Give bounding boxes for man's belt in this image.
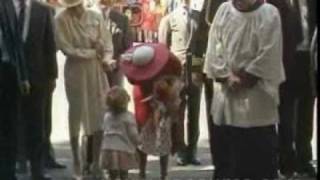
[191,56,204,73]
[192,56,204,67]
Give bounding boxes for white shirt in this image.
[297,0,309,50]
[190,0,205,12]
[203,2,285,127]
[12,0,32,41]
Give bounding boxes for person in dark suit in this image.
[0,0,30,179]
[17,0,58,179]
[16,1,65,173]
[276,0,317,178]
[202,0,226,167]
[99,0,132,87]
[41,0,66,170]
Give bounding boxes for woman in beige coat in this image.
[55,0,115,178]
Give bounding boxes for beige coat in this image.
[55,9,113,136]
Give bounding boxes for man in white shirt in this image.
[203,0,284,178]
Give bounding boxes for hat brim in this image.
[120,43,170,83]
[59,0,83,8]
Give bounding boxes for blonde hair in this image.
[106,86,130,113]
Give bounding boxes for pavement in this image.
[16,52,317,180]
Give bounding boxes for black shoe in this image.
[176,156,188,166]
[32,173,52,180]
[45,161,66,169]
[189,157,201,166]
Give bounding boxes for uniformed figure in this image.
[159,0,203,166]
[163,0,179,14]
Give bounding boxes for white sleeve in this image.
[245,7,285,85]
[98,14,114,62]
[158,15,171,46]
[55,16,97,60]
[203,4,230,79]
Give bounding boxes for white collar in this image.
[12,0,32,15]
[13,0,32,8]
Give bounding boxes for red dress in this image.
[133,85,152,127]
[132,53,181,127]
[140,0,157,31]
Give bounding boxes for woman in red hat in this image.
[120,43,183,180]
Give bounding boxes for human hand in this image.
[227,72,242,91]
[102,59,117,72]
[235,70,259,89]
[91,40,104,60]
[20,80,31,95]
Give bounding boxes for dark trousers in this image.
[186,72,202,157]
[212,125,278,180]
[178,71,202,159]
[0,63,19,180]
[106,69,123,87]
[279,51,315,174]
[18,86,56,165]
[20,83,50,177]
[44,91,56,163]
[204,78,214,164]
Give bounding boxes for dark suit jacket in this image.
[267,0,301,79]
[108,9,132,60]
[205,0,227,24]
[0,0,28,83]
[24,1,57,86]
[290,0,317,46]
[269,0,316,81]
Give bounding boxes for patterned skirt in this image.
[139,116,172,156]
[99,150,138,170]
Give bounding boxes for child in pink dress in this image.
[99,86,140,180]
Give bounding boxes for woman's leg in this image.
[92,131,103,176]
[138,150,147,179]
[69,115,81,176]
[160,155,169,180]
[81,135,93,175]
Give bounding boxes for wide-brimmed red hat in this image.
[120,43,170,82]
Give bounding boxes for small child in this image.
[100,86,140,180]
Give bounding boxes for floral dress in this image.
[139,75,183,156]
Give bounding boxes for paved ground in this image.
[17,52,318,180]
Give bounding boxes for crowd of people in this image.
[0,0,318,180]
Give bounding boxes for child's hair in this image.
[106,86,130,114]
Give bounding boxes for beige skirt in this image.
[99,150,138,170]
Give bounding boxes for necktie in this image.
[18,0,26,33]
